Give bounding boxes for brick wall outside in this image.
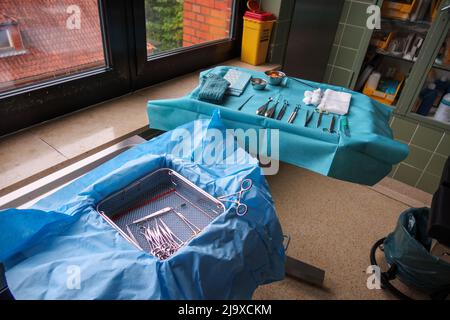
[182,0,233,47]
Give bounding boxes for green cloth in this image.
[198,73,230,104]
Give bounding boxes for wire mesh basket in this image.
[96,168,225,260]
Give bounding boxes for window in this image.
[0,0,243,136]
[0,0,106,93]
[145,0,234,56]
[0,29,12,50]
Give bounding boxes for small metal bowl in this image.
[265,70,286,86]
[251,78,267,90]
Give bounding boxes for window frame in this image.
[131,0,244,89]
[0,0,244,136]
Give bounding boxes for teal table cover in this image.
[147,66,408,185]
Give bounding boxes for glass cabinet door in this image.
[355,0,437,107]
[407,6,450,128]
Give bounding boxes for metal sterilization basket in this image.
[96,168,225,260]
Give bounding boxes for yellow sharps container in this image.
[241,3,276,66]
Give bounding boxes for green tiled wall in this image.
[324,0,377,88]
[390,115,449,194]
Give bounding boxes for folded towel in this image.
[317,89,352,115]
[198,73,230,103]
[223,69,252,96]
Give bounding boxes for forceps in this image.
[256,97,273,116]
[218,179,253,216]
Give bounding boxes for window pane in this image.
[145,0,233,56]
[0,0,106,94]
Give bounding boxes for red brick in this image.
[199,23,209,32]
[184,11,196,20]
[184,2,192,11]
[210,9,228,19]
[214,1,230,10]
[192,4,201,13]
[191,20,202,29]
[209,26,227,38]
[196,31,209,39]
[183,26,196,36]
[200,6,210,15]
[206,17,227,28]
[195,14,205,22]
[184,33,192,41]
[196,0,214,7]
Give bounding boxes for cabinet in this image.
[355,0,450,130]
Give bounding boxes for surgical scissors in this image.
[218,179,252,216]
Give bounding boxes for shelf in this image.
[432,63,450,72]
[381,18,431,33]
[407,112,450,131]
[375,49,415,63]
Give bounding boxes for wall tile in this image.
[329,67,353,87]
[340,0,351,23]
[334,23,345,45]
[404,145,432,170]
[388,164,397,177]
[391,117,417,143]
[417,172,440,194]
[346,1,370,27]
[393,163,422,186]
[324,65,333,83]
[340,25,364,49]
[436,133,450,156]
[426,153,447,177]
[411,125,444,151]
[329,45,339,64]
[335,47,357,69]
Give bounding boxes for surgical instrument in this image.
[265,98,280,118]
[316,111,324,128]
[276,100,289,120]
[287,106,300,124]
[256,97,273,116]
[304,110,314,127]
[341,117,350,136]
[237,94,254,111]
[173,209,201,235]
[289,77,317,89]
[132,207,172,224]
[131,203,188,225]
[323,115,336,133]
[141,220,182,260]
[218,179,252,216]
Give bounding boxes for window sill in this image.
[0,49,27,58]
[0,59,280,196]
